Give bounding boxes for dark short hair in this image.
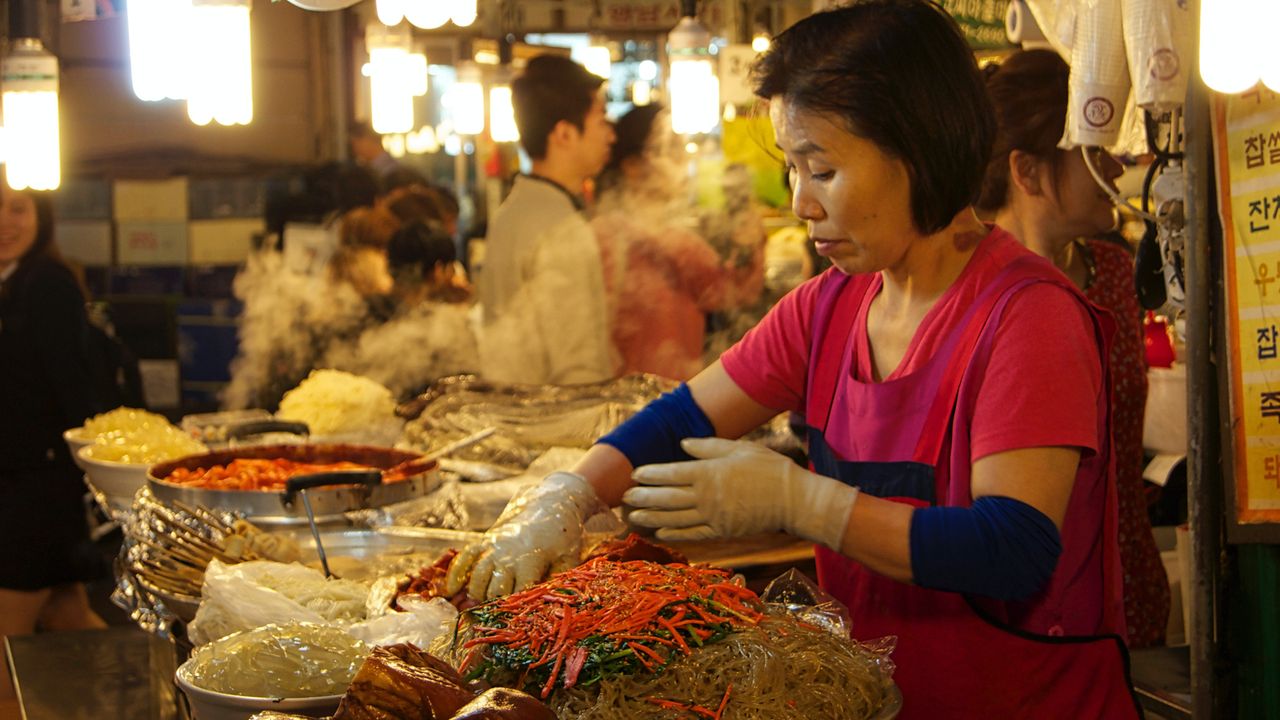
[597,103,664,194]
[976,49,1071,214]
[512,54,605,160]
[387,221,456,278]
[753,0,996,234]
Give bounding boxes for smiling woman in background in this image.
[978,48,1170,649]
[0,186,108,700]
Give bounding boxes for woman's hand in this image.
[445,472,603,600]
[624,438,859,550]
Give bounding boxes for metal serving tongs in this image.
[284,427,497,578]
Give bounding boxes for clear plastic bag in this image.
[762,568,897,679]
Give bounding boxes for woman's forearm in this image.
[573,442,636,507]
[837,494,916,583]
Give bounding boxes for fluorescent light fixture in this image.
[667,16,719,135]
[127,0,192,101]
[186,0,253,126]
[2,40,60,190]
[449,62,485,135]
[489,84,518,142]
[366,25,427,135]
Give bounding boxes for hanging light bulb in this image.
[405,0,450,29]
[128,0,192,101]
[667,12,719,135]
[575,45,612,79]
[451,0,477,27]
[365,24,427,135]
[376,0,404,25]
[449,62,486,135]
[751,32,771,53]
[186,0,253,126]
[489,83,518,142]
[2,39,60,190]
[1199,0,1264,93]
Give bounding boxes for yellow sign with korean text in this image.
[1217,86,1280,522]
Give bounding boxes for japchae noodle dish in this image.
[448,558,892,719]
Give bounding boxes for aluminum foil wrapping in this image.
[1121,0,1192,111]
[1063,0,1130,149]
[112,488,247,637]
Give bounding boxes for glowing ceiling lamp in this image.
[127,0,192,101]
[375,0,403,25]
[751,32,771,53]
[1199,0,1280,93]
[449,62,486,136]
[2,39,60,190]
[667,11,719,135]
[186,0,253,126]
[576,45,612,79]
[365,25,427,135]
[405,0,450,29]
[489,83,518,142]
[451,0,477,27]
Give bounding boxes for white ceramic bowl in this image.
[175,661,343,720]
[76,446,151,510]
[63,427,95,469]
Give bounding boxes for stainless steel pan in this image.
[147,444,440,526]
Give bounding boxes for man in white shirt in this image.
[479,55,617,385]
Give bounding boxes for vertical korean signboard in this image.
[1217,87,1280,523]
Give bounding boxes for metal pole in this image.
[1183,0,1227,715]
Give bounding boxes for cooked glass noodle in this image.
[550,613,891,720]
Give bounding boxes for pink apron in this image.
[804,258,1141,719]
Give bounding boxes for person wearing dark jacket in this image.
[0,187,107,701]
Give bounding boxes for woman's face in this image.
[0,189,39,269]
[771,99,919,276]
[1045,146,1123,238]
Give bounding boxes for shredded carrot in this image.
[464,559,764,699]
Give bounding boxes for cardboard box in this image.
[113,177,189,221]
[117,221,188,266]
[57,220,112,266]
[188,219,261,265]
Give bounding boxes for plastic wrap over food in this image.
[398,375,674,473]
[761,568,897,679]
[399,374,802,478]
[183,621,368,698]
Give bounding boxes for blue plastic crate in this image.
[53,178,112,220]
[189,177,266,220]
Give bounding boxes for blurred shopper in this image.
[324,222,478,399]
[979,49,1169,648]
[330,205,397,298]
[0,187,107,700]
[349,121,402,181]
[593,104,764,380]
[479,54,617,384]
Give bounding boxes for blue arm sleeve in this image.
[909,496,1062,602]
[597,383,716,467]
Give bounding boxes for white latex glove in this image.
[445,471,603,601]
[623,437,859,551]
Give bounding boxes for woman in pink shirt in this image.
[592,104,764,380]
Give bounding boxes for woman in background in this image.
[592,104,764,380]
[979,48,1169,648]
[322,222,478,399]
[0,187,107,700]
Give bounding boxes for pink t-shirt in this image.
[722,227,1102,461]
